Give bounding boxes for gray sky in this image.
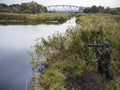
[0,0,120,7]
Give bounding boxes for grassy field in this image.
[0,13,72,24]
[30,13,120,90]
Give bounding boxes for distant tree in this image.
[9,4,20,8]
[116,7,120,13]
[20,1,46,13]
[109,8,119,15]
[98,6,104,13]
[83,7,91,13]
[0,3,8,8]
[27,1,39,13]
[84,5,102,13]
[20,3,27,11]
[0,2,46,13]
[11,7,18,12]
[38,4,47,12]
[90,5,100,13]
[8,4,20,13]
[0,3,8,11]
[104,7,110,13]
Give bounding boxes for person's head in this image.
[102,38,110,48]
[102,38,107,42]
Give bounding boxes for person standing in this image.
[95,38,112,80]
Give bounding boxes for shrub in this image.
[32,14,120,90]
[109,8,119,15]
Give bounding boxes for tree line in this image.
[0,2,120,15]
[0,1,47,14]
[83,5,120,15]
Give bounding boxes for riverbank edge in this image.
[30,14,120,90]
[0,13,73,25]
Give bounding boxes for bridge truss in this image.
[46,5,84,13]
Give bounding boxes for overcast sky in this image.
[0,0,120,7]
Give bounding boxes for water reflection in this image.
[0,17,76,90]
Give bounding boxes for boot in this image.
[97,66,103,75]
[105,71,113,80]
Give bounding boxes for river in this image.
[0,17,76,90]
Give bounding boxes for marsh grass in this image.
[0,13,72,24]
[30,14,120,90]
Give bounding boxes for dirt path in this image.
[66,71,107,90]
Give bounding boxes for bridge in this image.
[46,5,84,13]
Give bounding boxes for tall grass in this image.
[0,13,72,24]
[30,14,120,90]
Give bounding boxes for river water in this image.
[0,17,76,90]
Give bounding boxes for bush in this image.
[32,14,120,90]
[109,8,119,15]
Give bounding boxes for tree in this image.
[83,7,91,13]
[83,5,102,13]
[104,7,110,13]
[20,1,46,13]
[0,2,46,13]
[27,1,38,13]
[98,6,104,13]
[109,8,119,15]
[90,5,100,13]
[9,4,20,8]
[0,3,8,11]
[116,7,120,12]
[8,4,20,13]
[37,4,47,12]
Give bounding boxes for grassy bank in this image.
[30,14,120,90]
[0,13,72,24]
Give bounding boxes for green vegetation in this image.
[30,14,120,90]
[83,5,120,15]
[0,13,72,25]
[109,8,119,15]
[0,1,46,13]
[84,5,102,13]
